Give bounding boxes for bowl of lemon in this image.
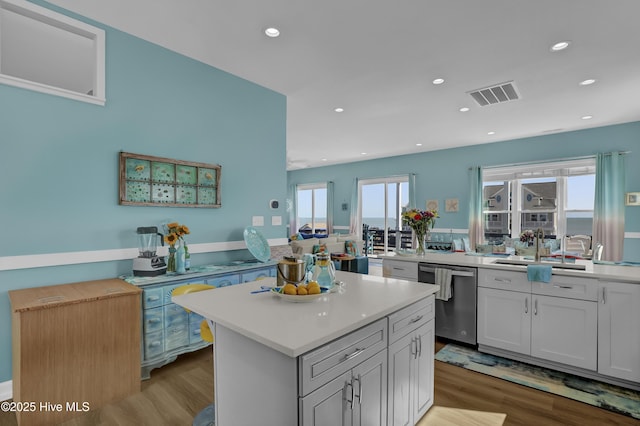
[271,281,327,302]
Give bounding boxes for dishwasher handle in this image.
[418,266,475,277]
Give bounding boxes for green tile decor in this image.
[435,343,640,420]
[119,152,222,208]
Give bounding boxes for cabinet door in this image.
[353,349,387,426]
[598,281,640,382]
[387,332,414,426]
[478,287,531,355]
[531,295,597,370]
[413,321,434,422]
[301,370,352,426]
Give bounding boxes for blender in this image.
[133,226,167,276]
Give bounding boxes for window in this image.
[296,183,327,235]
[358,176,409,253]
[0,0,106,105]
[482,158,596,244]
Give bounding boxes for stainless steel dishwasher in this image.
[418,262,477,345]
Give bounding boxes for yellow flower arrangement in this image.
[164,222,190,272]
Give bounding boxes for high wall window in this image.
[296,183,327,234]
[483,158,596,244]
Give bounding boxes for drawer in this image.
[532,275,598,301]
[164,303,188,327]
[207,274,240,288]
[144,330,164,360]
[298,318,387,397]
[241,268,274,283]
[143,287,163,309]
[479,268,531,293]
[388,296,434,344]
[143,306,164,334]
[189,312,205,344]
[165,324,189,350]
[383,259,418,280]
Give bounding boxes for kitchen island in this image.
[173,270,439,426]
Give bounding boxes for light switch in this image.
[272,215,282,226]
[252,216,264,226]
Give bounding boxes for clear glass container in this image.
[311,253,336,289]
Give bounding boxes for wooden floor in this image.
[1,341,637,426]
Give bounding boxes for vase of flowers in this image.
[402,208,438,255]
[164,222,190,273]
[520,229,535,246]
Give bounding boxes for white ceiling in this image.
[47,0,640,170]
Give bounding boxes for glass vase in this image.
[415,230,427,256]
[167,246,177,272]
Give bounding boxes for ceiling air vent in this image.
[468,81,519,107]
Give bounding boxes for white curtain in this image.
[468,166,484,251]
[593,152,626,261]
[326,181,334,234]
[408,173,416,209]
[349,178,359,235]
[287,184,297,237]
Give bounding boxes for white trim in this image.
[0,380,11,402]
[432,228,469,234]
[625,232,640,239]
[0,238,289,271]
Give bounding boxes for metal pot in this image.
[276,256,306,287]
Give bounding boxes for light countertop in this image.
[172,270,439,358]
[380,252,640,283]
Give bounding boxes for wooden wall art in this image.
[119,152,221,208]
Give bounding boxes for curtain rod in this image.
[469,151,630,171]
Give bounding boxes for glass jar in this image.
[311,253,336,289]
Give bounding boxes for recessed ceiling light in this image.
[361,152,367,155]
[550,41,570,52]
[321,158,328,162]
[432,78,445,85]
[264,27,280,37]
[334,107,344,113]
[459,107,470,112]
[581,115,593,120]
[416,143,422,147]
[579,79,596,86]
[487,131,496,135]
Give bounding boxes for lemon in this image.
[308,286,321,295]
[283,284,297,295]
[297,287,308,295]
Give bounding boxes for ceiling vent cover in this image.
[468,81,519,107]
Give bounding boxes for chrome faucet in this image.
[534,228,545,262]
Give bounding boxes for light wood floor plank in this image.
[1,341,638,425]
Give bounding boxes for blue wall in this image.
[288,121,640,258]
[0,3,287,382]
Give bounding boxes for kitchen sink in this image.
[492,258,587,270]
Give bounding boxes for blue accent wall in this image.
[0,3,286,382]
[288,122,640,259]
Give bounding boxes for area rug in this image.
[435,344,640,420]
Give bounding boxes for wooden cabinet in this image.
[598,280,640,382]
[9,279,141,426]
[387,298,435,426]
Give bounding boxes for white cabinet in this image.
[387,297,435,426]
[531,294,597,370]
[598,281,640,382]
[478,287,531,355]
[477,269,597,371]
[382,259,418,280]
[300,349,387,426]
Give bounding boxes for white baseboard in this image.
[0,380,12,401]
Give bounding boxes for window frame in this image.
[482,158,596,243]
[295,182,328,235]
